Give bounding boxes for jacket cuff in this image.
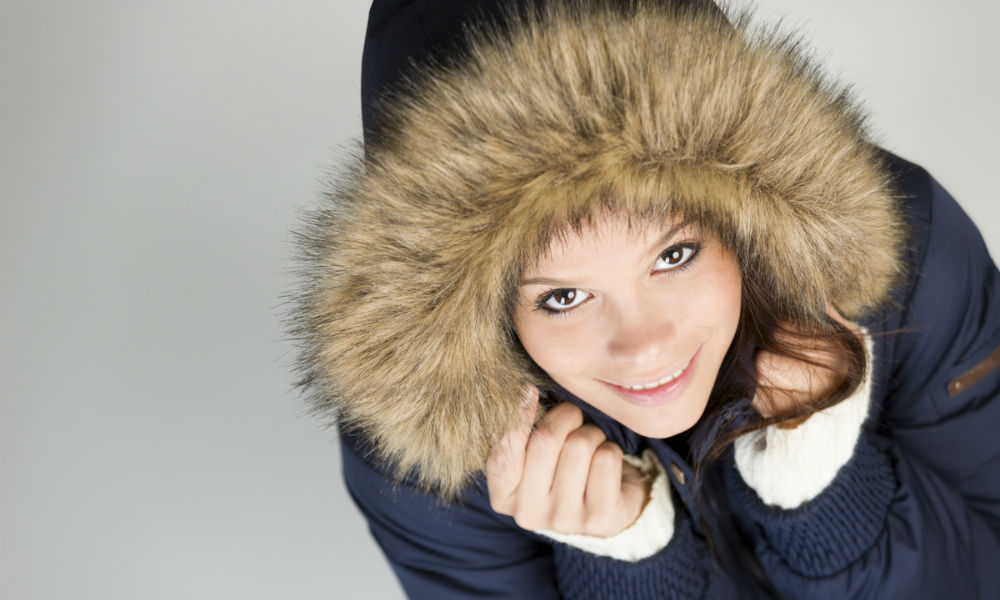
[551,510,707,600]
[724,436,896,577]
[536,449,673,562]
[733,328,874,508]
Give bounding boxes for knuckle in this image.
[594,441,624,464]
[562,430,600,459]
[548,403,584,428]
[580,424,607,444]
[568,424,605,442]
[526,426,560,454]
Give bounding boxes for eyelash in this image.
[653,242,701,274]
[532,242,703,316]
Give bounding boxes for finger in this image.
[617,462,651,525]
[486,387,539,504]
[517,403,584,504]
[549,425,606,527]
[584,441,623,521]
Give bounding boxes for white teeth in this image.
[623,364,687,391]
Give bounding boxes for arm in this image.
[725,163,1000,598]
[535,450,716,600]
[342,402,718,600]
[340,429,561,599]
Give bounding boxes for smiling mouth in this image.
[611,351,697,391]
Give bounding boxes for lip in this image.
[600,347,701,407]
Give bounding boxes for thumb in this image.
[486,386,538,487]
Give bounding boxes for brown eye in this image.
[539,288,590,312]
[654,244,699,272]
[663,248,684,264]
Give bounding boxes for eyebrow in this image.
[646,218,693,256]
[518,218,695,287]
[520,275,576,287]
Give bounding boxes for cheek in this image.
[709,269,742,346]
[514,311,599,378]
[663,257,741,347]
[720,258,743,324]
[696,250,741,324]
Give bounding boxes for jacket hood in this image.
[289,0,904,497]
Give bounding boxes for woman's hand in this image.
[753,307,859,419]
[486,388,650,537]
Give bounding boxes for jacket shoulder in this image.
[880,150,932,297]
[873,151,1000,419]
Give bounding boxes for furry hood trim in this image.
[289,1,904,497]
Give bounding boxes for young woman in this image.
[288,1,1000,597]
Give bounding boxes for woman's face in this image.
[513,215,742,439]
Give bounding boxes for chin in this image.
[620,408,704,439]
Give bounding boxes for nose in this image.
[605,295,678,369]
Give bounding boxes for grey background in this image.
[2,1,996,599]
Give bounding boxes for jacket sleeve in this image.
[339,431,561,599]
[723,165,1000,599]
[538,450,719,599]
[341,430,719,599]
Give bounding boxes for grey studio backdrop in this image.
[2,1,997,599]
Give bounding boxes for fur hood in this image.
[289,1,904,497]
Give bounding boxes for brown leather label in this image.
[948,343,1000,397]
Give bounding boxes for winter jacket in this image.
[288,1,1000,598]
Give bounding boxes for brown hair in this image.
[696,249,868,470]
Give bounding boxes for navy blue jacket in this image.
[340,153,1000,598]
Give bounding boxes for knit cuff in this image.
[536,449,673,562]
[724,435,896,577]
[551,511,708,600]
[734,328,874,508]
